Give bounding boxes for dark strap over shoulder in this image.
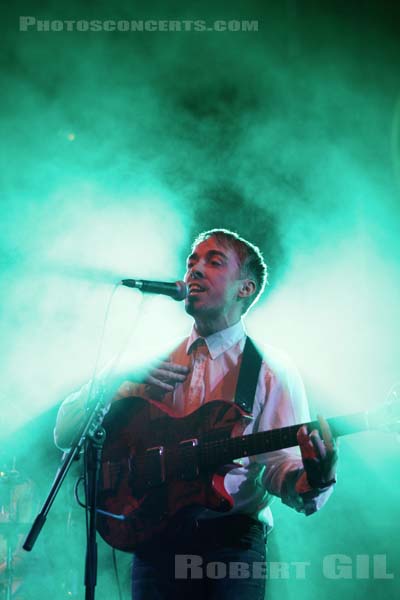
[234,336,263,414]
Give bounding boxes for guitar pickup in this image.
[178,439,199,480]
[144,446,166,487]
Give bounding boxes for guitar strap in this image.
[234,336,263,415]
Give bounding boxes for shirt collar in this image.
[186,319,246,360]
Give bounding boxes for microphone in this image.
[120,279,188,301]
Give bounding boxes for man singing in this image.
[55,228,337,600]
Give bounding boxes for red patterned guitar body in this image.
[97,397,247,553]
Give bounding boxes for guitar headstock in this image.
[367,383,400,433]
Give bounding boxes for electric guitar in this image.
[96,388,400,552]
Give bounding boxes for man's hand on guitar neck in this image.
[297,415,338,490]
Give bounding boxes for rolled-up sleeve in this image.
[54,355,146,451]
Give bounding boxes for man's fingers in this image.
[298,417,338,488]
[148,363,190,386]
[145,362,190,392]
[146,375,175,392]
[317,414,333,445]
[309,430,326,459]
[297,426,318,459]
[158,362,190,374]
[152,368,188,383]
[317,414,338,456]
[298,426,332,461]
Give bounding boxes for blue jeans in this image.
[132,514,267,600]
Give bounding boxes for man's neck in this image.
[194,316,241,338]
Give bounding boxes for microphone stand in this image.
[23,282,184,597]
[84,425,106,600]
[23,395,108,600]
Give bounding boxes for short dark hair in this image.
[191,228,268,313]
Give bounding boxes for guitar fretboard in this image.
[198,412,370,468]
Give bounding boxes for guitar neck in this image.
[200,411,370,467]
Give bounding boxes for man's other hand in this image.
[297,415,338,489]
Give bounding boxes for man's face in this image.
[184,237,244,323]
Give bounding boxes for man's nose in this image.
[189,263,205,279]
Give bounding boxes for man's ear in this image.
[238,279,256,299]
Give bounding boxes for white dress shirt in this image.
[55,319,334,529]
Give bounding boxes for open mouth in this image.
[188,284,207,295]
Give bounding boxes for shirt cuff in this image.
[295,471,336,516]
